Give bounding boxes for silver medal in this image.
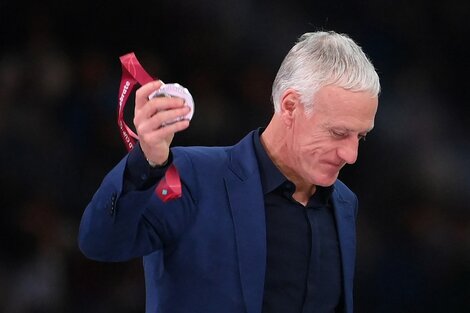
[148,83,195,126]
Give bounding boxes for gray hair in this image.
[271,31,380,114]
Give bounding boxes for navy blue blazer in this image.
[79,130,358,313]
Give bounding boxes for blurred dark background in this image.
[1,0,469,312]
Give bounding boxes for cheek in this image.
[290,125,333,161]
[295,142,324,168]
[299,141,340,168]
[300,137,331,156]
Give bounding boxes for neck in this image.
[261,115,317,205]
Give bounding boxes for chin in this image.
[315,180,336,187]
[313,173,338,187]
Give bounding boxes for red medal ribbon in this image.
[118,52,182,202]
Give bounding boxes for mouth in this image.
[324,161,342,168]
[321,162,345,174]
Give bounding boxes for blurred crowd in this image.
[0,1,468,312]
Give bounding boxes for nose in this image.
[337,138,359,165]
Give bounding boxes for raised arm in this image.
[78,80,193,262]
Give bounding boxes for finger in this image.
[139,119,189,150]
[145,119,190,139]
[136,105,189,131]
[134,96,185,126]
[153,106,191,129]
[135,80,164,109]
[139,106,191,133]
[144,96,186,119]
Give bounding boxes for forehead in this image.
[311,85,378,130]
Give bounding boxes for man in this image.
[79,31,380,313]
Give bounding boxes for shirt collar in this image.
[253,128,286,194]
[253,128,335,204]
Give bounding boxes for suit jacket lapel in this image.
[331,187,357,313]
[224,131,266,313]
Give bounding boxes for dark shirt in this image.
[252,129,342,313]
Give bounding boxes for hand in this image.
[134,80,191,166]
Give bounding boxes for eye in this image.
[358,134,367,142]
[330,129,347,138]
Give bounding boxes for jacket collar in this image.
[331,185,357,313]
[224,130,266,313]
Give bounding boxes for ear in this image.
[279,89,301,126]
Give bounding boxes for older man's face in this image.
[287,85,378,187]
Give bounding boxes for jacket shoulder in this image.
[172,146,230,168]
[334,179,356,200]
[333,179,359,217]
[171,130,258,175]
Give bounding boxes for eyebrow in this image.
[329,125,374,134]
[323,120,374,132]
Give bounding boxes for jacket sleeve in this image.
[78,146,199,262]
